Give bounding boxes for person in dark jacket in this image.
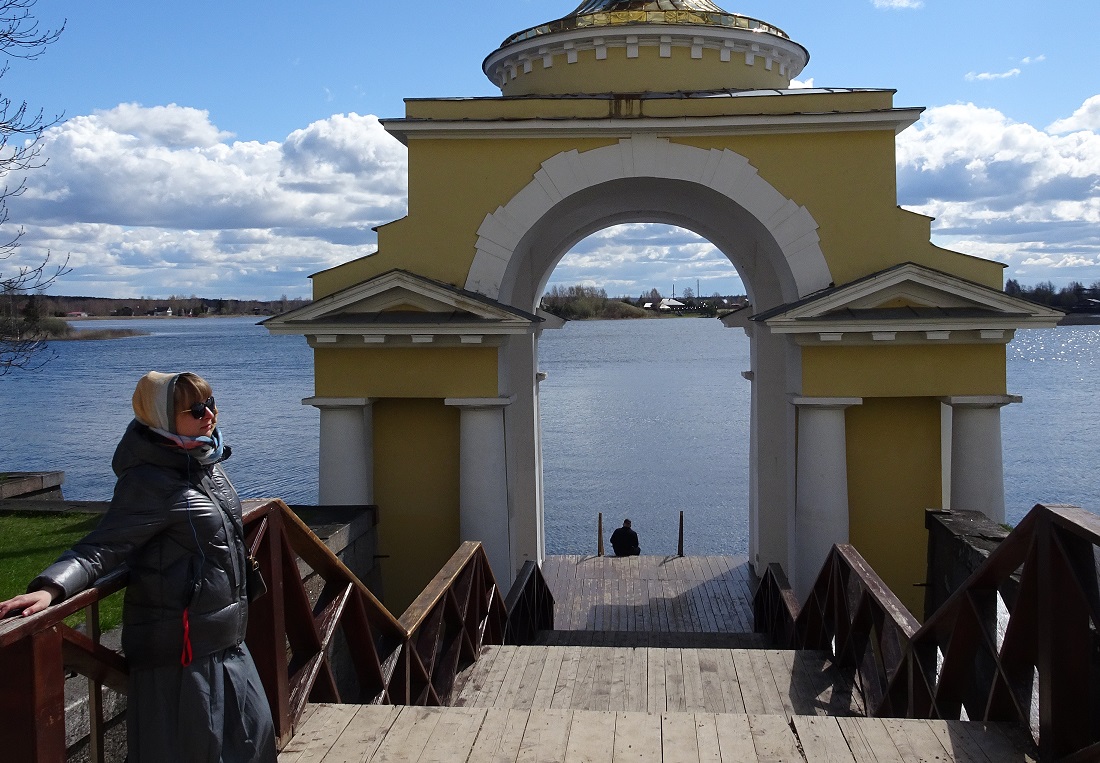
[0,371,276,762]
[610,518,641,556]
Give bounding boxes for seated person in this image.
[609,519,640,557]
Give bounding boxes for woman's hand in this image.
[0,588,59,618]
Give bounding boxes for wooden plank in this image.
[681,648,709,712]
[589,647,614,711]
[452,646,500,707]
[551,646,584,710]
[880,718,952,763]
[473,645,518,707]
[750,650,793,717]
[956,722,1037,763]
[646,647,666,714]
[613,711,663,762]
[664,649,687,713]
[792,716,856,763]
[278,703,359,763]
[763,650,799,718]
[563,710,616,763]
[319,705,401,763]
[517,708,573,763]
[418,707,488,763]
[731,650,768,716]
[747,713,804,763]
[531,646,567,710]
[714,713,759,762]
[511,646,550,709]
[662,713,701,763]
[608,648,629,712]
[625,647,648,713]
[696,649,727,714]
[714,649,747,715]
[926,720,1016,763]
[834,717,904,763]
[694,713,724,763]
[371,706,444,763]
[468,708,532,763]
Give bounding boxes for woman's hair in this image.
[172,372,213,414]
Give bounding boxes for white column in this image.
[445,396,515,590]
[941,395,1021,523]
[303,397,374,505]
[791,396,862,601]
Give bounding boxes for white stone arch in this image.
[473,135,833,583]
[466,134,831,303]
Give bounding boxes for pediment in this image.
[262,270,541,346]
[755,263,1062,344]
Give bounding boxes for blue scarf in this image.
[151,426,227,466]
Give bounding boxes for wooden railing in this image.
[754,503,1100,761]
[396,541,508,705]
[503,560,554,645]
[0,499,553,762]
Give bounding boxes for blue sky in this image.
[4,0,1100,299]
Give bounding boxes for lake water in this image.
[1,317,1096,555]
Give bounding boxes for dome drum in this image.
[484,22,808,95]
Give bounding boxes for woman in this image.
[0,371,276,762]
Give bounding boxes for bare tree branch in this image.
[0,0,66,375]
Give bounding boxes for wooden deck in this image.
[279,704,1038,762]
[450,645,863,718]
[542,555,757,634]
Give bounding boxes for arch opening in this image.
[536,222,752,557]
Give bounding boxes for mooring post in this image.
[597,512,604,556]
[678,510,684,557]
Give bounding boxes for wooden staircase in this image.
[277,554,1038,762]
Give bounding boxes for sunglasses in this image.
[182,396,216,419]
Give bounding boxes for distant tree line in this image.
[540,285,647,320]
[1005,279,1100,312]
[2,293,311,324]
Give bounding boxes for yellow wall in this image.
[314,90,1003,299]
[372,398,461,613]
[845,397,942,617]
[315,347,499,399]
[801,344,1007,398]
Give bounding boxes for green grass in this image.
[0,511,125,631]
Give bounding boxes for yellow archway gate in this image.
[266,1,1060,613]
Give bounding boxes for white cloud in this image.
[965,68,1021,82]
[1048,95,1100,134]
[7,104,408,298]
[896,98,1100,285]
[871,0,923,9]
[789,78,814,89]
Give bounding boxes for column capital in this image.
[940,394,1022,408]
[302,396,376,408]
[445,395,516,410]
[791,396,863,409]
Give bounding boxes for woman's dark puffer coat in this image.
[30,420,249,669]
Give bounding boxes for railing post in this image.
[678,511,684,557]
[597,512,604,557]
[0,625,67,763]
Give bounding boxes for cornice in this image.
[382,108,924,144]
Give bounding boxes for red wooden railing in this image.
[0,499,553,762]
[754,503,1100,761]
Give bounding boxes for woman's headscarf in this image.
[131,371,226,464]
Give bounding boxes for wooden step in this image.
[535,629,773,649]
[279,704,1038,762]
[449,645,864,718]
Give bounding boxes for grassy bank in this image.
[0,511,124,630]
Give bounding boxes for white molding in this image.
[482,24,809,88]
[466,137,831,300]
